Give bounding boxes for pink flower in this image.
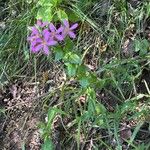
[31,29,57,55]
[62,20,78,38]
[49,23,64,41]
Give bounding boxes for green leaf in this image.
[69,53,82,64]
[38,0,53,7]
[37,6,53,21]
[79,77,89,88]
[64,52,82,64]
[81,111,90,121]
[95,79,106,89]
[64,38,74,52]
[134,39,149,55]
[57,9,68,21]
[53,46,64,61]
[38,0,62,6]
[134,39,141,52]
[51,0,62,6]
[55,51,63,61]
[42,138,54,150]
[95,103,106,115]
[88,73,98,85]
[95,116,104,126]
[65,63,77,77]
[140,39,149,55]
[38,122,46,136]
[86,88,97,117]
[47,108,57,129]
[67,10,80,22]
[77,65,87,76]
[88,98,96,117]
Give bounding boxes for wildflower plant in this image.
[28,20,78,55]
[28,0,106,149]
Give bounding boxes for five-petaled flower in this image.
[31,29,57,55]
[62,20,78,39]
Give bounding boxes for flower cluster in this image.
[27,19,78,55]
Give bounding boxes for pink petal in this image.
[55,34,64,41]
[47,40,57,46]
[29,35,41,42]
[37,20,42,26]
[31,40,38,46]
[31,44,43,53]
[35,38,43,43]
[31,27,39,35]
[37,20,48,28]
[27,36,33,41]
[63,19,69,27]
[43,29,51,41]
[70,23,78,30]
[57,26,64,33]
[30,38,42,49]
[43,45,49,55]
[41,21,48,27]
[43,28,49,34]
[68,31,76,38]
[49,23,56,32]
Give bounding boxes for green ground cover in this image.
[0,0,150,149]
